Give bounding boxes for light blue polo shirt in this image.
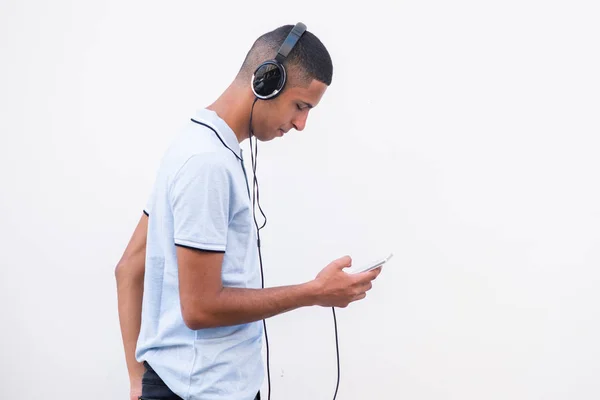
[135,108,264,400]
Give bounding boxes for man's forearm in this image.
[115,214,149,384]
[187,281,320,329]
[116,269,146,382]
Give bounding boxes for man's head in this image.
[235,24,333,141]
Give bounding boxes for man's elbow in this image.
[114,259,145,282]
[181,305,222,330]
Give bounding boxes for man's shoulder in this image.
[161,125,238,176]
[173,151,233,183]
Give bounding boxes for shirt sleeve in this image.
[143,180,155,216]
[169,154,231,252]
[143,191,153,216]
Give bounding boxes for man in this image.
[115,23,381,400]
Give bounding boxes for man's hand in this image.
[312,256,381,308]
[129,377,142,400]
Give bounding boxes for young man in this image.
[115,23,381,400]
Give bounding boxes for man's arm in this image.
[177,246,379,330]
[115,213,148,393]
[171,154,380,330]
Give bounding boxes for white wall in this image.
[1,0,599,399]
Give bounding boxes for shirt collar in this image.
[191,108,242,159]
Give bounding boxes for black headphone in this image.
[251,22,307,100]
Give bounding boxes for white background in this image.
[1,0,599,399]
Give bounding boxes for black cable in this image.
[248,98,341,400]
[249,99,267,231]
[332,307,340,400]
[248,97,271,400]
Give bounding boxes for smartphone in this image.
[346,253,394,274]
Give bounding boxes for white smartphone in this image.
[346,253,394,274]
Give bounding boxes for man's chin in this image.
[254,133,278,142]
[252,128,283,141]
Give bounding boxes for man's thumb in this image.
[334,255,352,269]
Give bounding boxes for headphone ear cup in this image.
[251,61,286,99]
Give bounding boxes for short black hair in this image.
[238,24,333,87]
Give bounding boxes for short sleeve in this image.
[170,154,231,252]
[143,189,153,216]
[143,172,158,216]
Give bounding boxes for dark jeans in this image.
[139,361,260,400]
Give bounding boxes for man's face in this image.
[252,78,328,141]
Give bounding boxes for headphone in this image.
[251,22,307,100]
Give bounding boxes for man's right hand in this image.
[312,256,381,308]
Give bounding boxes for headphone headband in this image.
[275,22,307,63]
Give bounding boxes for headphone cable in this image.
[249,98,271,400]
[332,307,340,399]
[248,98,340,400]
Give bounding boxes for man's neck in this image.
[206,81,254,143]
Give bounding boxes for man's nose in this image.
[292,114,307,131]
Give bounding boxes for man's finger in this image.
[334,255,352,269]
[369,266,383,277]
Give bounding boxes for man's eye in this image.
[296,104,303,110]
